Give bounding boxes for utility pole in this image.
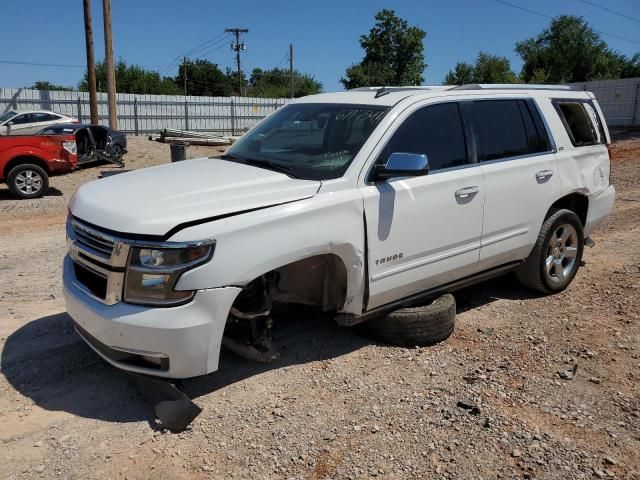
[225,28,248,96]
[82,0,98,124]
[183,57,188,96]
[102,0,117,129]
[289,43,294,99]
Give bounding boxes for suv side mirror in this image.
[374,152,429,180]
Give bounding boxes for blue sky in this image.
[1,0,638,92]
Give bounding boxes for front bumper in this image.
[63,255,240,379]
[584,185,616,237]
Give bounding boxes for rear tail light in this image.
[70,118,80,124]
[63,140,77,155]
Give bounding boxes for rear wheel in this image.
[7,164,49,199]
[110,144,124,164]
[516,209,584,293]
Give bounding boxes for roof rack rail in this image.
[452,83,574,91]
[350,85,451,93]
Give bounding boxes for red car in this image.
[0,134,77,198]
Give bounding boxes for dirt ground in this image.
[0,134,638,479]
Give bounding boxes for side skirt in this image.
[336,261,523,327]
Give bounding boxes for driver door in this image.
[361,101,485,310]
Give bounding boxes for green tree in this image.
[247,68,322,98]
[176,59,232,96]
[340,9,426,89]
[516,15,639,83]
[31,80,72,91]
[443,52,518,85]
[79,60,182,95]
[443,62,474,86]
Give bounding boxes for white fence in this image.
[568,77,640,127]
[0,88,289,135]
[2,79,639,133]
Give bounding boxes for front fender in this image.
[173,190,367,314]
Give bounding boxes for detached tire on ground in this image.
[360,294,456,347]
[7,164,49,199]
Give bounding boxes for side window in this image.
[32,113,48,123]
[554,101,602,146]
[382,102,468,171]
[518,100,551,154]
[11,114,33,125]
[33,113,57,122]
[468,100,529,161]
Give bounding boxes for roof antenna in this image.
[374,86,389,98]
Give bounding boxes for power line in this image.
[182,31,229,57]
[576,0,640,24]
[0,59,85,68]
[491,0,640,45]
[194,39,233,60]
[160,33,231,75]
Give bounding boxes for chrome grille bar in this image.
[71,220,115,259]
[67,218,131,305]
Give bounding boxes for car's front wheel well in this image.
[233,254,349,314]
[222,254,349,363]
[548,193,588,226]
[3,156,50,179]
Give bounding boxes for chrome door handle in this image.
[535,169,553,180]
[455,186,479,199]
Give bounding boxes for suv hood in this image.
[70,157,321,237]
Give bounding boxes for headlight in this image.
[124,241,214,306]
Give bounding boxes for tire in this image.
[516,209,584,294]
[110,144,124,165]
[7,164,49,199]
[359,294,456,347]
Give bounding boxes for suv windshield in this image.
[0,111,17,124]
[226,103,389,180]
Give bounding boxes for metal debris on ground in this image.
[558,363,579,380]
[127,372,202,432]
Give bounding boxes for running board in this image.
[336,261,523,327]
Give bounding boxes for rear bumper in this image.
[63,255,240,378]
[584,185,615,237]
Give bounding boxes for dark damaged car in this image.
[38,123,127,167]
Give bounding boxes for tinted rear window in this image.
[468,100,530,161]
[380,102,468,171]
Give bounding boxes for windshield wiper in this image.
[243,158,301,179]
[218,153,301,179]
[218,153,241,161]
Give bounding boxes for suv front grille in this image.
[72,221,115,259]
[67,218,131,305]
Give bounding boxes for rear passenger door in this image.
[466,98,560,271]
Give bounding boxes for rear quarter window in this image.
[553,100,604,147]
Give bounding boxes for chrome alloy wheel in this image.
[15,169,44,195]
[545,223,579,284]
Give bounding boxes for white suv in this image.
[63,84,615,378]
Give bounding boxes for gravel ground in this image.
[0,134,638,480]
